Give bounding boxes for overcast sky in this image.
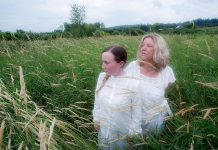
[0,0,217,32]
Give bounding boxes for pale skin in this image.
[139,37,159,78]
[94,51,125,131]
[139,37,172,89]
[101,51,124,77]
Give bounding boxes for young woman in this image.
[93,45,141,149]
[125,33,176,135]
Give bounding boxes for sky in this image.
[0,0,218,33]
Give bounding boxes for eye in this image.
[103,61,110,64]
[140,43,145,47]
[147,44,153,48]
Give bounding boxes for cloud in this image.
[0,0,218,32]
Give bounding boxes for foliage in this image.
[92,30,108,37]
[70,4,85,25]
[129,29,145,36]
[1,18,218,41]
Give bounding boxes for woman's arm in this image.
[93,96,100,131]
[92,73,104,131]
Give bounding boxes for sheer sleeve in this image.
[129,82,142,135]
[125,61,138,76]
[93,72,105,123]
[163,66,176,89]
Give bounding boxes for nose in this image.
[141,45,147,51]
[141,46,149,54]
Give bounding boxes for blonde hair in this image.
[137,33,169,71]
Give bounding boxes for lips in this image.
[141,52,148,56]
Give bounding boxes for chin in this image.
[105,72,111,75]
[140,58,148,61]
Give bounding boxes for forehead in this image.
[102,51,114,60]
[143,37,154,43]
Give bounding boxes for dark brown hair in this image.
[102,45,127,64]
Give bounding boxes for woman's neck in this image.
[140,64,159,77]
[113,69,124,77]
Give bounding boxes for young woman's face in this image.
[101,51,123,76]
[139,37,155,63]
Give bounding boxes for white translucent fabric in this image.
[93,72,142,145]
[125,60,176,130]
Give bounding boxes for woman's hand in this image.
[94,122,100,132]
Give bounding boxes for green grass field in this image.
[198,26,218,33]
[0,34,217,149]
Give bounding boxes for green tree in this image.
[151,23,160,31]
[70,4,85,25]
[94,22,105,28]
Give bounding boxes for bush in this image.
[92,30,108,37]
[111,30,120,35]
[129,29,145,36]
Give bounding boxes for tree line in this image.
[1,4,218,41]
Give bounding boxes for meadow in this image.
[0,34,217,149]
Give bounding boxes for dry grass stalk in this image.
[10,75,14,85]
[4,47,11,58]
[0,121,5,150]
[159,140,167,144]
[25,32,31,41]
[176,104,198,116]
[23,108,40,132]
[175,108,185,116]
[204,39,211,56]
[70,104,90,112]
[176,124,186,132]
[48,117,56,148]
[207,140,215,150]
[203,109,212,119]
[18,141,23,150]
[193,135,203,139]
[166,124,172,134]
[202,108,218,119]
[72,70,77,82]
[175,108,194,116]
[67,83,77,88]
[7,128,11,150]
[190,142,194,150]
[197,53,214,60]
[19,66,28,105]
[195,81,218,90]
[187,121,189,133]
[190,104,199,109]
[38,121,46,150]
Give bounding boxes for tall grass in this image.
[0,34,217,149]
[0,67,96,149]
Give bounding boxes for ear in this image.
[119,61,125,68]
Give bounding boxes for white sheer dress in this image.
[125,60,176,134]
[93,72,142,147]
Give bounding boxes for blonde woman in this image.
[125,33,176,135]
[93,46,141,149]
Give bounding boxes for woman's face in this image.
[101,51,123,76]
[139,37,155,63]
